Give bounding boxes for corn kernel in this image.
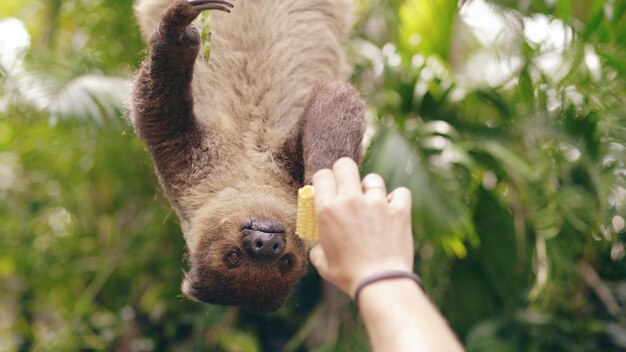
[296,185,318,241]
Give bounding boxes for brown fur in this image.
[130,0,365,313]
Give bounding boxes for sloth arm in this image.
[300,81,367,184]
[132,1,230,190]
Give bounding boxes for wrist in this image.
[352,270,423,305]
[358,279,429,322]
[359,278,424,302]
[348,262,413,297]
[358,279,465,352]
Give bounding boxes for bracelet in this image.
[354,271,424,307]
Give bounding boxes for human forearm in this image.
[359,279,464,352]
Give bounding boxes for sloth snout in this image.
[242,230,286,261]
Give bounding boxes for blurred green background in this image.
[1,0,625,351]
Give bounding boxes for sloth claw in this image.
[188,0,234,13]
[160,0,233,44]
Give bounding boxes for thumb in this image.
[309,244,329,276]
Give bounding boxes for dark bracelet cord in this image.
[354,271,424,307]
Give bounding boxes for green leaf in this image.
[399,0,458,60]
[218,331,261,352]
[365,126,477,254]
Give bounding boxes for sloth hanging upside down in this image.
[130,0,365,313]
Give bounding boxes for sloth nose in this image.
[243,231,286,261]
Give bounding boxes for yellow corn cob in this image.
[296,185,318,241]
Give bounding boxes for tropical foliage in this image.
[0,0,624,351]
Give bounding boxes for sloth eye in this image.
[279,254,294,274]
[224,249,242,268]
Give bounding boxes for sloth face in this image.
[182,190,307,313]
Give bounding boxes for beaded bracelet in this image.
[354,271,424,307]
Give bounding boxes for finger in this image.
[308,244,329,275]
[312,169,337,209]
[332,158,362,196]
[362,173,387,200]
[388,187,412,214]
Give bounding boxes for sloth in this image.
[130,0,366,313]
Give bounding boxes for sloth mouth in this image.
[240,217,286,233]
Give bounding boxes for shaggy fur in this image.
[131,0,366,313]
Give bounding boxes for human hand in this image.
[308,158,414,298]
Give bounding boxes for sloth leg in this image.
[132,0,231,188]
[301,81,367,184]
